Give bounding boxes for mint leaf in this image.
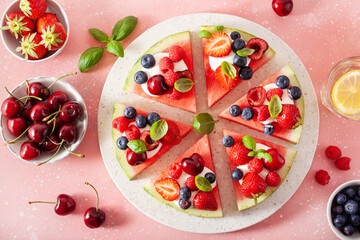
[198,30,212,38]
[256,149,266,154]
[150,119,168,141]
[88,28,109,43]
[212,25,224,33]
[268,95,282,118]
[78,47,105,72]
[248,151,256,157]
[127,139,147,154]
[174,78,194,93]
[106,40,124,57]
[221,61,236,79]
[112,16,138,41]
[257,152,272,163]
[195,176,212,192]
[242,135,256,150]
[236,48,255,57]
[193,113,216,135]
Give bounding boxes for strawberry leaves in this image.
[242,135,272,162]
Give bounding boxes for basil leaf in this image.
[112,16,138,41]
[212,25,224,33]
[107,40,124,57]
[268,95,282,118]
[193,113,216,135]
[237,48,255,57]
[198,30,212,38]
[127,139,147,154]
[242,135,256,150]
[256,149,266,154]
[248,151,256,157]
[257,152,272,163]
[195,176,212,192]
[88,28,109,43]
[78,47,105,72]
[150,119,168,141]
[174,78,194,93]
[221,61,236,79]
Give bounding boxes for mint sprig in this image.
[198,30,212,39]
[236,48,255,57]
[268,95,282,118]
[150,119,168,141]
[243,136,272,162]
[195,176,212,192]
[127,139,147,154]
[221,61,237,79]
[174,78,194,93]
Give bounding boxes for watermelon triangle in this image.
[112,103,192,180]
[223,129,297,211]
[144,135,223,218]
[123,31,197,113]
[219,65,305,144]
[201,26,276,107]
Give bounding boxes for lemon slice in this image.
[331,70,360,115]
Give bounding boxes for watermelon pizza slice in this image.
[222,129,297,211]
[219,65,304,144]
[123,31,197,113]
[144,135,223,218]
[112,103,192,180]
[200,26,276,107]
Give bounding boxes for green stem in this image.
[64,145,85,158]
[29,201,56,204]
[48,72,77,89]
[37,141,64,166]
[7,126,31,144]
[5,87,23,103]
[85,182,99,212]
[17,95,42,101]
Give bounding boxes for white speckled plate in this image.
[98,13,319,233]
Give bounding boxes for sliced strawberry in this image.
[160,121,181,145]
[255,105,270,122]
[215,65,240,91]
[204,31,231,57]
[228,141,253,166]
[154,178,180,201]
[193,191,218,210]
[246,38,269,61]
[276,104,301,129]
[266,88,283,101]
[241,172,267,198]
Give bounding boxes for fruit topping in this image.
[229,105,242,117]
[147,75,169,96]
[160,120,181,145]
[116,136,129,150]
[177,69,193,80]
[195,176,212,192]
[256,105,270,121]
[47,91,68,110]
[134,71,148,84]
[193,191,218,211]
[124,106,137,119]
[228,141,253,166]
[159,57,174,73]
[204,31,231,57]
[166,86,183,100]
[266,88,283,101]
[272,0,294,17]
[204,173,216,184]
[335,157,351,170]
[265,171,281,187]
[20,142,40,160]
[238,66,253,80]
[140,130,159,151]
[27,122,49,143]
[164,69,179,87]
[315,170,330,185]
[141,54,155,68]
[169,45,185,62]
[261,148,285,171]
[275,75,290,89]
[241,107,254,121]
[215,65,240,91]
[186,176,198,191]
[222,135,235,147]
[248,158,263,174]
[112,116,130,133]
[126,148,147,166]
[179,187,191,201]
[84,182,106,228]
[167,162,182,179]
[325,145,342,160]
[60,101,82,122]
[288,86,302,100]
[276,104,301,129]
[154,178,180,201]
[1,97,21,118]
[7,117,27,137]
[16,33,47,60]
[245,38,268,61]
[241,172,267,198]
[247,87,266,107]
[263,124,275,135]
[135,114,147,128]
[125,125,140,141]
[181,153,205,176]
[233,55,247,68]
[1,11,35,39]
[230,31,240,40]
[179,199,191,210]
[231,38,245,52]
[147,112,161,126]
[231,168,244,181]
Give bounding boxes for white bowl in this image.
[327,180,360,239]
[0,0,70,62]
[0,76,88,165]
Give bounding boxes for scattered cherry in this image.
[58,123,78,144]
[27,82,50,100]
[1,97,21,118]
[47,91,69,111]
[84,182,106,228]
[29,194,76,216]
[147,75,169,95]
[261,148,285,171]
[60,101,82,122]
[27,122,49,143]
[272,0,293,17]
[41,135,61,153]
[29,102,51,122]
[20,142,40,160]
[7,117,27,137]
[181,153,205,176]
[126,148,147,166]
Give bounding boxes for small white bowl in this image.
[0,0,70,62]
[0,76,88,165]
[327,180,360,240]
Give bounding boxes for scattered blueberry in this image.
[116,136,129,150]
[332,205,344,215]
[233,55,247,68]
[275,75,290,89]
[288,86,302,100]
[134,71,148,84]
[179,187,191,201]
[124,107,137,119]
[141,54,155,68]
[231,38,246,52]
[241,107,254,121]
[229,105,242,117]
[135,114,147,128]
[336,193,348,205]
[343,224,356,236]
[179,199,191,210]
[344,200,358,215]
[344,187,356,199]
[350,214,360,226]
[230,31,241,40]
[222,135,235,147]
[231,168,243,181]
[333,214,346,228]
[147,112,161,126]
[239,67,253,80]
[205,172,216,184]
[264,124,275,135]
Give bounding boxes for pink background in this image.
[1,0,360,239]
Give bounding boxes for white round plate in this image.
[98,13,319,233]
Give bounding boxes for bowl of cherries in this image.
[0,73,87,165]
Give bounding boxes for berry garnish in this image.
[135,114,147,128]
[266,171,281,187]
[29,194,76,216]
[141,54,155,68]
[134,71,148,84]
[266,88,283,101]
[193,191,218,211]
[241,172,267,198]
[179,199,191,210]
[239,66,253,80]
[166,86,183,100]
[315,170,330,185]
[159,57,174,73]
[229,105,242,117]
[261,148,285,171]
[204,172,216,184]
[272,0,293,17]
[169,45,185,62]
[147,75,169,95]
[179,187,191,201]
[154,178,180,201]
[164,69,179,87]
[241,107,254,121]
[222,135,234,147]
[228,141,253,166]
[160,120,181,145]
[125,125,140,141]
[275,75,290,89]
[325,145,342,160]
[256,105,270,121]
[116,136,129,150]
[247,87,266,107]
[233,55,247,68]
[167,162,182,179]
[181,153,205,176]
[230,31,240,40]
[248,158,263,174]
[245,38,269,61]
[276,104,301,129]
[185,176,198,191]
[84,182,106,228]
[263,124,275,135]
[112,116,129,133]
[231,168,244,181]
[335,157,351,170]
[231,38,245,52]
[147,112,161,126]
[288,86,302,100]
[215,65,240,91]
[126,148,147,166]
[124,107,137,119]
[204,31,231,57]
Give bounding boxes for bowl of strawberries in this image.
[0,0,69,61]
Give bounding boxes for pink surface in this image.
[0,0,359,239]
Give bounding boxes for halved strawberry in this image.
[193,191,218,210]
[228,141,253,166]
[154,178,180,201]
[266,88,283,101]
[255,105,270,121]
[246,38,269,60]
[276,104,301,129]
[215,65,240,91]
[160,120,181,145]
[204,31,231,57]
[241,172,267,198]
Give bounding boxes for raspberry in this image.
[164,69,179,86]
[255,105,270,121]
[186,176,198,191]
[248,158,263,174]
[266,171,281,187]
[112,116,130,133]
[167,162,182,179]
[325,146,342,160]
[266,88,283,101]
[315,170,330,185]
[169,45,185,62]
[125,125,140,141]
[166,86,183,100]
[159,57,174,73]
[335,157,351,170]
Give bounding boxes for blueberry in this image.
[344,187,357,199]
[147,112,161,126]
[231,168,243,181]
[288,86,302,100]
[336,193,348,205]
[134,71,148,84]
[229,105,242,117]
[222,135,234,147]
[231,38,246,52]
[350,214,360,226]
[333,214,346,228]
[264,124,275,135]
[275,75,290,89]
[332,205,344,215]
[345,200,358,215]
[179,187,191,201]
[135,114,147,128]
[233,55,247,68]
[230,31,241,40]
[241,107,254,121]
[124,107,137,119]
[116,136,128,150]
[358,186,360,197]
[355,196,360,203]
[343,224,356,236]
[239,67,253,80]
[205,172,216,184]
[179,199,191,210]
[141,54,155,68]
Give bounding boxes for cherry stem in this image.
[17,95,42,102]
[7,126,31,144]
[4,87,23,104]
[4,139,32,146]
[63,145,85,158]
[48,72,77,89]
[29,201,56,205]
[47,136,61,146]
[37,141,64,166]
[85,182,99,212]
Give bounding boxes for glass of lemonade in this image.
[321,57,360,121]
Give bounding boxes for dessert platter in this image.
[97,13,319,233]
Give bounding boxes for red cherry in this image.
[27,82,50,100]
[247,87,266,107]
[29,194,76,216]
[1,97,21,118]
[126,148,147,166]
[41,134,61,153]
[181,153,205,176]
[21,98,38,120]
[20,142,41,160]
[50,114,64,129]
[47,91,69,111]
[272,0,293,17]
[58,123,78,144]
[27,122,49,143]
[261,148,285,171]
[147,75,169,95]
[7,117,27,137]
[60,101,82,122]
[84,182,106,228]
[140,130,159,151]
[30,102,51,122]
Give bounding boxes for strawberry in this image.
[20,0,47,19]
[154,178,180,201]
[266,88,283,101]
[241,172,267,198]
[160,120,181,145]
[40,22,67,51]
[1,12,35,39]
[36,13,58,33]
[276,104,301,129]
[228,141,253,166]
[335,157,351,171]
[315,170,330,185]
[167,162,182,179]
[16,33,47,60]
[266,171,281,187]
[246,38,269,60]
[125,125,140,141]
[166,86,183,100]
[193,191,218,211]
[159,57,174,73]
[185,176,198,191]
[255,105,270,121]
[204,31,231,57]
[169,45,185,62]
[248,158,263,174]
[112,116,130,133]
[325,145,342,160]
[215,65,240,91]
[164,69,179,86]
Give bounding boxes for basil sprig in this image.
[221,61,237,79]
[242,135,272,163]
[127,139,147,154]
[193,113,217,135]
[174,78,194,93]
[268,95,282,118]
[150,119,168,141]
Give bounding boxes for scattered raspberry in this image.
[315,170,330,185]
[166,86,183,100]
[255,105,270,121]
[185,176,198,191]
[167,163,182,179]
[112,116,130,133]
[325,146,342,160]
[335,157,351,171]
[164,69,179,86]
[169,45,185,62]
[125,125,140,141]
[266,171,281,187]
[266,88,283,101]
[248,158,263,174]
[159,57,174,73]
